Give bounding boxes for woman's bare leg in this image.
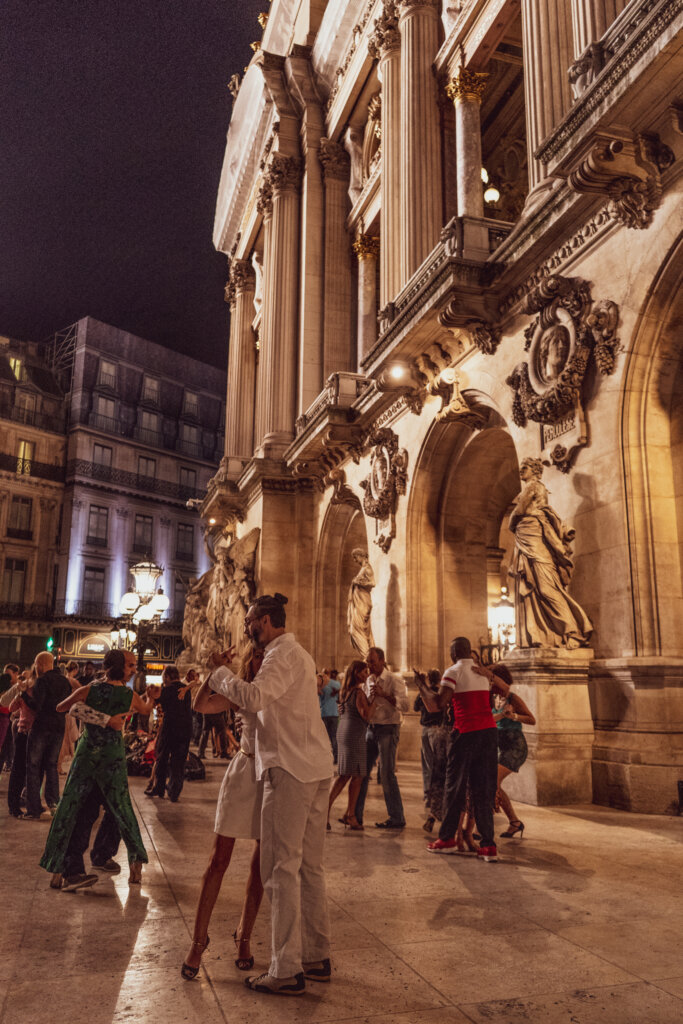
[346,777,362,821]
[497,766,517,823]
[327,776,349,820]
[184,834,235,969]
[235,841,264,961]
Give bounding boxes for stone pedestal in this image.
[502,646,595,805]
[589,657,683,815]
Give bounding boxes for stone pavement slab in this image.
[0,760,681,1024]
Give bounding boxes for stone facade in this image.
[203,0,683,813]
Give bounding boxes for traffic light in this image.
[46,636,55,653]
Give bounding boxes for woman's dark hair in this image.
[66,660,79,674]
[492,663,513,688]
[103,649,126,681]
[252,592,288,628]
[162,665,180,685]
[339,660,367,706]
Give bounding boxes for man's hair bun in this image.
[273,593,288,606]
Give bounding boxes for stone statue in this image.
[508,458,593,649]
[347,548,375,658]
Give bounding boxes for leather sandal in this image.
[181,936,210,980]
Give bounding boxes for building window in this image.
[176,523,194,560]
[15,391,36,424]
[16,439,34,475]
[137,456,156,480]
[95,395,115,420]
[9,357,27,382]
[173,579,186,617]
[140,410,158,432]
[183,391,199,417]
[1,558,27,605]
[86,505,108,547]
[98,359,117,388]
[93,443,112,468]
[7,496,33,540]
[179,467,196,492]
[133,514,153,553]
[142,376,159,403]
[82,566,105,612]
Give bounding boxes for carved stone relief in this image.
[506,275,620,472]
[359,427,408,552]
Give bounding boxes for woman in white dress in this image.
[181,646,264,980]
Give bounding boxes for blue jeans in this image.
[322,716,338,763]
[26,728,63,816]
[355,724,405,826]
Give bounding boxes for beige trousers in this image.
[260,767,332,978]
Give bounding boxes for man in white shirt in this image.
[208,592,333,996]
[354,646,409,829]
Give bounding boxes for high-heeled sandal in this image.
[344,815,364,831]
[181,936,210,980]
[338,813,349,825]
[233,930,254,971]
[500,820,525,838]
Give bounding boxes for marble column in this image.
[521,0,574,193]
[398,0,442,282]
[319,138,354,378]
[571,0,628,54]
[369,2,402,309]
[224,260,256,466]
[259,154,301,456]
[353,235,380,364]
[254,179,273,451]
[446,69,487,219]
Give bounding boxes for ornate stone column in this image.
[369,2,402,309]
[319,138,354,378]
[259,154,301,456]
[521,0,574,195]
[254,178,273,451]
[398,0,442,282]
[446,69,490,261]
[353,234,380,364]
[224,259,256,468]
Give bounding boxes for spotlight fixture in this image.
[208,517,217,525]
[389,365,406,381]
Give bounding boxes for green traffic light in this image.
[46,637,55,652]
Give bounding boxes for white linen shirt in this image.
[209,632,333,783]
[365,669,409,726]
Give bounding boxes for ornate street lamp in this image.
[116,560,170,676]
[488,585,516,651]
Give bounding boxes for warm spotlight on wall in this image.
[389,365,406,381]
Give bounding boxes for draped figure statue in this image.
[508,458,593,649]
[347,549,375,659]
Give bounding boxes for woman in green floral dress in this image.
[40,649,153,885]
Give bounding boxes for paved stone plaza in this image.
[1,763,682,1024]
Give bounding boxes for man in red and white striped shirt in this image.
[417,636,509,861]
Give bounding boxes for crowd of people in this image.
[2,592,535,997]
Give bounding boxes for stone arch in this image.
[406,408,520,670]
[620,231,683,657]
[315,499,371,671]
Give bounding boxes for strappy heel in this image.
[344,814,364,831]
[181,936,210,980]
[500,820,525,839]
[233,930,254,971]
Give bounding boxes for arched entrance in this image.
[315,499,371,670]
[407,408,520,670]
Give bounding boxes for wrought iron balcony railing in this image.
[66,460,204,502]
[0,453,65,483]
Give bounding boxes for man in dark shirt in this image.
[149,666,193,802]
[21,652,72,818]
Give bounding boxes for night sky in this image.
[1,0,265,368]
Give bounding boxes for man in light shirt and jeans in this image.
[208,592,333,996]
[355,646,409,830]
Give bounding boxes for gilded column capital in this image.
[353,234,380,261]
[267,153,303,197]
[231,259,256,296]
[256,176,273,217]
[368,2,401,60]
[397,0,439,15]
[319,138,350,181]
[446,69,488,104]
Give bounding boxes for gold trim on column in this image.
[353,234,380,261]
[446,69,488,104]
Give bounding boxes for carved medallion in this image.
[359,427,408,552]
[506,275,619,472]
